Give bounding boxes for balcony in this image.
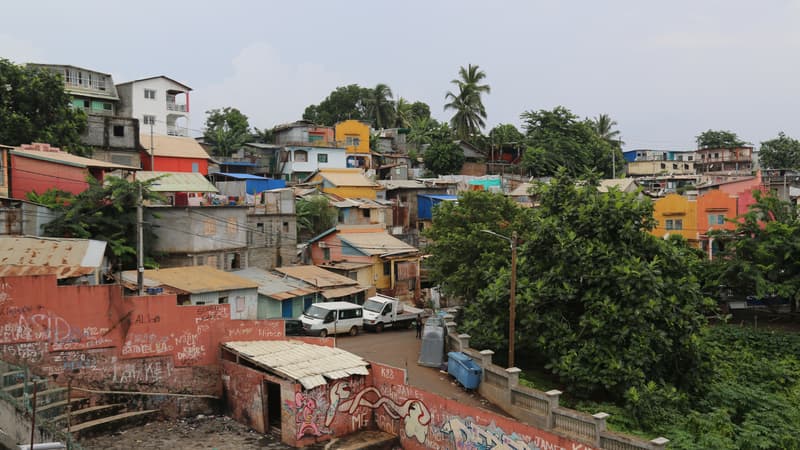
[167,125,189,137]
[167,102,187,112]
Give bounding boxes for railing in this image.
[167,126,189,137]
[552,409,598,442]
[167,102,187,112]
[510,387,549,417]
[484,368,508,389]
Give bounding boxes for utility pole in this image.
[137,183,144,295]
[509,231,517,369]
[150,123,155,171]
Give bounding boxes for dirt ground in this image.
[80,325,501,449]
[78,414,299,450]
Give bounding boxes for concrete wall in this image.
[148,207,248,254]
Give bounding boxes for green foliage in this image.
[520,106,617,178]
[591,113,624,148]
[423,190,524,301]
[410,101,431,121]
[0,59,88,155]
[758,132,800,169]
[488,123,524,146]
[40,176,164,270]
[251,126,274,144]
[296,196,337,240]
[203,107,251,157]
[365,83,395,129]
[302,84,371,126]
[26,188,74,207]
[445,64,490,140]
[423,140,464,176]
[712,190,800,312]
[695,129,747,149]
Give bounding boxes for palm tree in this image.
[394,97,413,128]
[592,113,624,148]
[444,64,490,140]
[366,83,395,130]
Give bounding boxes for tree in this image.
[444,64,490,140]
[410,101,431,122]
[423,140,465,176]
[0,59,88,155]
[203,107,251,157]
[394,97,413,128]
[758,132,800,169]
[407,117,440,150]
[296,195,337,241]
[365,83,395,130]
[489,124,524,146]
[459,171,712,397]
[696,129,747,149]
[302,84,371,126]
[251,127,274,144]
[591,113,624,148]
[423,190,525,301]
[712,190,800,312]
[35,176,164,270]
[520,106,616,178]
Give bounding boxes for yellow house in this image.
[652,193,699,246]
[306,168,382,199]
[335,119,371,169]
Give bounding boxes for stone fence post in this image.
[479,350,494,368]
[545,389,561,428]
[457,334,470,351]
[650,437,670,450]
[592,412,609,447]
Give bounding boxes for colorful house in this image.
[8,142,136,198]
[652,194,698,245]
[304,169,382,200]
[274,264,368,304]
[309,225,420,301]
[335,119,371,169]
[140,134,211,174]
[233,267,320,319]
[697,189,738,257]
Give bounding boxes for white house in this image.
[116,76,192,137]
[279,145,347,182]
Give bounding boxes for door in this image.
[263,381,282,433]
[282,300,293,318]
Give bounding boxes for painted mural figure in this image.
[294,392,323,439]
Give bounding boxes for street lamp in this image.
[481,229,518,368]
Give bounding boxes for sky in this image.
[4,0,800,150]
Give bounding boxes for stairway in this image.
[0,364,159,441]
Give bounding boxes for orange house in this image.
[652,194,698,245]
[697,189,738,257]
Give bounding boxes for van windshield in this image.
[363,299,384,313]
[304,305,329,320]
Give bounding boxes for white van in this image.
[300,302,363,337]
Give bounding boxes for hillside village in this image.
[2,61,800,450]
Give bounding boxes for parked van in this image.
[300,301,363,337]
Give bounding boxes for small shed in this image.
[417,194,458,221]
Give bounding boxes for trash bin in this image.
[447,351,482,389]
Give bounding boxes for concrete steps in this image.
[65,409,160,439]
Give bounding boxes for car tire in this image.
[319,329,328,338]
[349,326,358,336]
[376,323,384,333]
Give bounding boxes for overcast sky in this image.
[4,1,800,150]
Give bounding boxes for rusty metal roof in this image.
[233,268,318,301]
[223,340,369,390]
[274,265,360,288]
[120,266,257,294]
[0,236,106,279]
[11,149,137,170]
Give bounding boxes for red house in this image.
[8,143,137,199]
[140,134,211,174]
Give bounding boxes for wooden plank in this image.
[65,409,159,433]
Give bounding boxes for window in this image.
[672,164,678,170]
[665,219,674,230]
[339,308,362,320]
[191,162,199,173]
[660,163,666,169]
[323,247,330,260]
[227,253,241,270]
[218,296,228,305]
[317,153,328,163]
[708,214,725,226]
[103,103,112,111]
[294,150,308,162]
[83,100,91,108]
[362,209,370,218]
[688,156,693,161]
[282,222,289,233]
[383,262,391,276]
[113,125,125,137]
[143,115,156,125]
[684,164,689,170]
[144,89,156,100]
[674,219,683,230]
[714,153,719,159]
[346,136,361,147]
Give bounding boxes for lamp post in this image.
[481,229,518,368]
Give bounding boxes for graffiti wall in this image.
[0,274,290,397]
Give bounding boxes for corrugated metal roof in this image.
[274,265,359,288]
[338,232,418,256]
[321,285,367,299]
[0,236,106,279]
[223,340,369,390]
[317,169,379,188]
[121,266,257,293]
[213,172,269,180]
[318,262,373,271]
[598,178,637,193]
[233,268,318,300]
[136,171,218,192]
[11,149,137,170]
[141,134,210,159]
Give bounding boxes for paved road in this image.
[336,326,504,414]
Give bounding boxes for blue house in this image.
[418,194,458,221]
[210,172,286,195]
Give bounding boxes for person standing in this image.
[415,314,422,339]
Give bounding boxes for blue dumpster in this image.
[447,351,482,389]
